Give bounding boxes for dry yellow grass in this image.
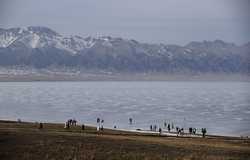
[0,120,249,160]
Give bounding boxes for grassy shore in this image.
[0,120,249,160]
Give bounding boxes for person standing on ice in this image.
[159,128,162,135]
[97,118,100,131]
[202,128,207,138]
[64,120,70,129]
[167,124,171,132]
[193,128,196,135]
[129,118,133,125]
[154,125,157,131]
[101,119,104,131]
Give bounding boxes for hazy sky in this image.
[0,0,249,45]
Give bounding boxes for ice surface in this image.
[0,81,249,137]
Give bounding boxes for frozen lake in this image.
[0,81,249,136]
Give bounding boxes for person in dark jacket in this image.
[167,124,171,132]
[97,118,100,123]
[159,128,162,135]
[39,122,43,129]
[150,125,153,131]
[189,127,193,134]
[202,128,207,138]
[129,118,133,125]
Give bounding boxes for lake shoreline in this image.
[0,73,249,82]
[0,120,249,160]
[0,119,243,139]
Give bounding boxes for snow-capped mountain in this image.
[0,26,249,73]
[0,26,95,53]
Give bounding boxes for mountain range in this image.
[0,26,249,74]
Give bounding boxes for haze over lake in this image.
[0,81,249,136]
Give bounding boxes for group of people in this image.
[149,125,163,135]
[64,118,77,129]
[150,125,158,131]
[149,121,207,137]
[164,122,175,132]
[96,118,104,131]
[61,117,207,138]
[150,122,175,133]
[189,127,197,134]
[176,127,185,136]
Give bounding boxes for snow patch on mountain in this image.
[0,27,91,54]
[0,32,18,48]
[0,26,249,74]
[29,34,40,48]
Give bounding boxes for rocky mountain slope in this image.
[0,26,249,73]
